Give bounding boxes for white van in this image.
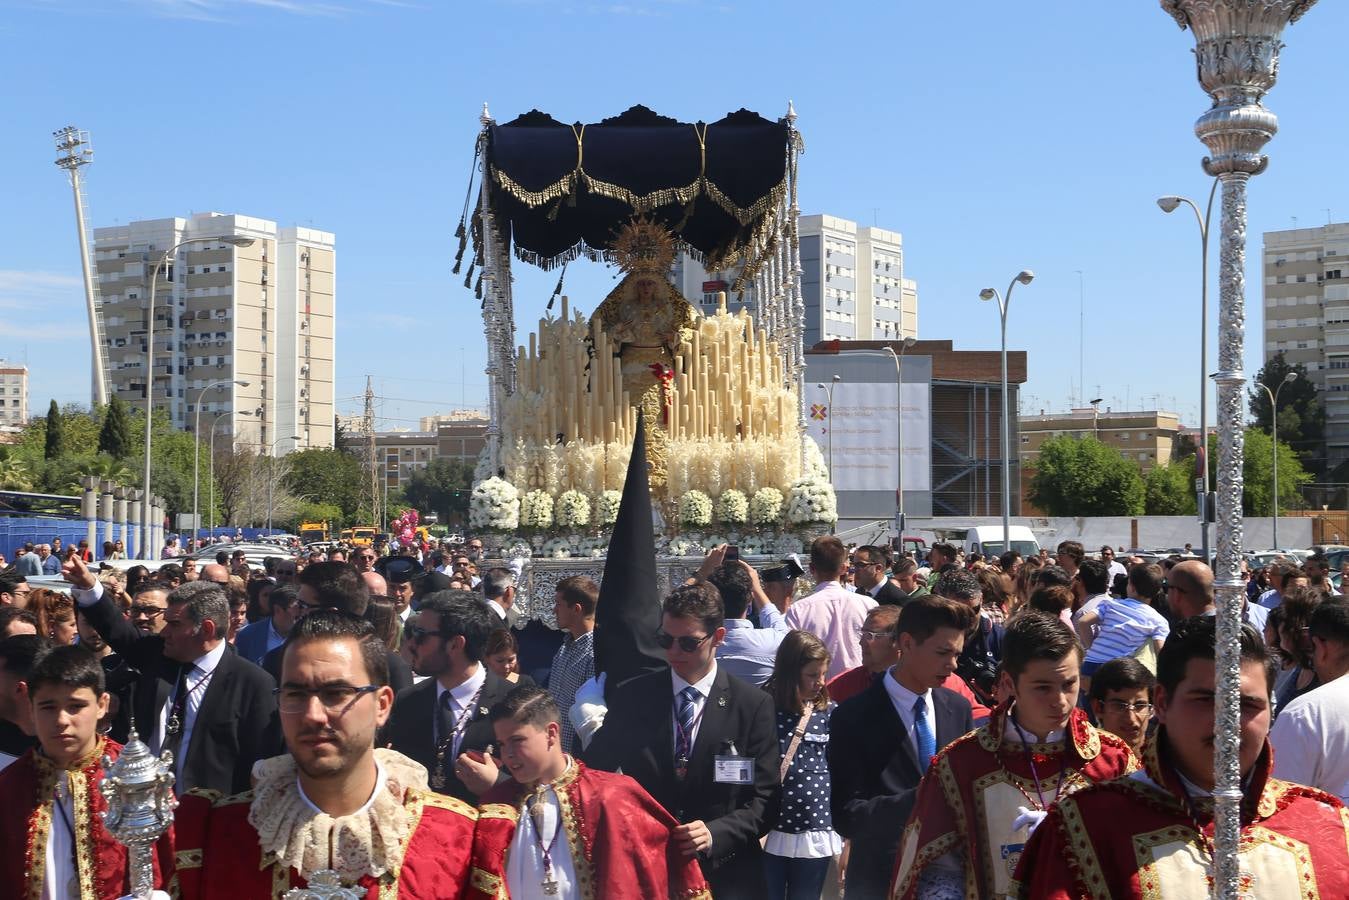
[965,525,1040,559]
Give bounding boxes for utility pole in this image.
[363,376,380,530]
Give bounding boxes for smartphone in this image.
[725,545,740,562]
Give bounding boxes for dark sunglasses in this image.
[403,622,443,643]
[655,630,713,653]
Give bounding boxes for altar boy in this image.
[0,644,173,898]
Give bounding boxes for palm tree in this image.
[0,455,33,491]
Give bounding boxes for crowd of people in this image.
[0,530,1348,897]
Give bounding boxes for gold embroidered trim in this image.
[25,785,53,900]
[175,848,204,870]
[478,802,521,823]
[69,768,98,900]
[471,866,503,893]
[552,772,594,900]
[418,790,478,821]
[270,859,291,899]
[1056,796,1111,900]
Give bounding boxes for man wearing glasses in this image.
[584,581,779,899]
[127,580,171,636]
[352,548,378,574]
[853,545,908,605]
[1086,656,1155,755]
[172,610,482,898]
[0,573,32,609]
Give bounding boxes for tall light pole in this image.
[1256,371,1298,550]
[817,374,841,535]
[882,336,918,542]
[980,271,1034,553]
[192,379,249,547]
[1158,176,1219,562]
[141,234,254,558]
[265,436,302,533]
[1162,3,1316,891]
[208,409,251,541]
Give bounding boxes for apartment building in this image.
[800,214,917,344]
[93,212,335,454]
[0,361,28,429]
[1019,408,1181,474]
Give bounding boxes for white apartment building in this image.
[671,255,759,316]
[799,214,917,344]
[0,361,28,429]
[94,212,335,455]
[1263,223,1349,466]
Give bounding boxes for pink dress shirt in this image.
[784,581,878,679]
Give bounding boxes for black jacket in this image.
[828,677,973,899]
[872,581,912,606]
[79,586,280,796]
[583,665,781,900]
[384,668,515,804]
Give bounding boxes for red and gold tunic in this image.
[890,701,1137,900]
[466,759,711,900]
[0,737,172,900]
[172,750,479,899]
[1013,731,1349,899]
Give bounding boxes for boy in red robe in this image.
[890,611,1137,900]
[173,611,479,899]
[462,683,711,899]
[0,642,172,899]
[1015,616,1349,898]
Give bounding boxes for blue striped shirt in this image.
[1084,597,1170,664]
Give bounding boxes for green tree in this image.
[98,397,133,459]
[403,458,473,523]
[0,448,33,491]
[44,400,64,460]
[1220,428,1311,516]
[282,447,364,518]
[1028,435,1145,516]
[1250,353,1325,475]
[1144,462,1198,516]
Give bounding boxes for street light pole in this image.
[1158,176,1219,562]
[980,271,1034,554]
[1256,371,1299,550]
[193,378,249,549]
[816,374,841,535]
[882,337,918,542]
[141,234,254,559]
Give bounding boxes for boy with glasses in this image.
[1087,656,1155,755]
[173,611,481,898]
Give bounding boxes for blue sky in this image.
[2,0,1346,430]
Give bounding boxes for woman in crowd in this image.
[974,567,1010,626]
[123,564,149,596]
[483,628,535,687]
[1010,555,1044,619]
[365,595,402,653]
[1274,586,1326,715]
[761,630,839,900]
[27,588,77,645]
[245,578,275,624]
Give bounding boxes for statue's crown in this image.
[610,216,676,276]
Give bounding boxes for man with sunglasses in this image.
[386,590,515,803]
[173,610,481,898]
[584,582,779,899]
[127,579,172,635]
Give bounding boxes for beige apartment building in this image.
[377,417,488,489]
[1019,408,1181,474]
[93,212,335,454]
[1263,223,1349,467]
[0,361,28,431]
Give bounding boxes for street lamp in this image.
[208,409,252,541]
[192,379,249,547]
[816,374,841,535]
[141,233,255,558]
[265,436,302,533]
[980,270,1034,555]
[1255,371,1298,551]
[882,336,918,541]
[1158,177,1219,561]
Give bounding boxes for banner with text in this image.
[805,381,931,493]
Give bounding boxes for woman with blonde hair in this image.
[761,629,839,900]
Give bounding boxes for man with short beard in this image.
[172,611,481,898]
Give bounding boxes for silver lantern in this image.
[100,731,176,900]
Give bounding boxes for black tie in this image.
[162,665,190,761]
[436,691,456,749]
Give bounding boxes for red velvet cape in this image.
[1013,731,1349,899]
[172,782,478,899]
[890,701,1137,900]
[467,759,711,900]
[0,737,172,900]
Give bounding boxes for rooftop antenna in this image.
[53,125,109,408]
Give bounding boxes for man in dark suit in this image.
[481,567,521,629]
[854,544,909,606]
[63,556,279,796]
[829,595,975,899]
[259,562,412,694]
[234,583,298,667]
[584,582,780,900]
[385,590,513,803]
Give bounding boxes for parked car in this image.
[189,542,292,571]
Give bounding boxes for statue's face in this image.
[636,278,656,302]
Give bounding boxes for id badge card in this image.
[713,755,753,785]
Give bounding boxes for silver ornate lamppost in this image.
[1161,2,1317,896]
[100,731,176,900]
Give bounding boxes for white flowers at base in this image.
[555,490,591,529]
[678,490,713,528]
[595,490,622,528]
[469,477,520,532]
[786,476,837,525]
[520,489,555,530]
[716,489,749,525]
[750,487,785,525]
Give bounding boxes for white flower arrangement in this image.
[469,477,520,532]
[802,435,829,480]
[520,489,555,530]
[678,490,713,528]
[595,490,622,528]
[540,537,574,559]
[668,537,704,557]
[716,489,749,525]
[472,447,494,483]
[750,487,785,526]
[554,489,591,529]
[786,476,838,525]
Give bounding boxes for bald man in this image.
[361,571,388,598]
[1166,559,1267,631]
[200,563,231,585]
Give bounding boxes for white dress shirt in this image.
[435,664,488,757]
[43,771,75,900]
[671,663,719,755]
[1271,671,1349,804]
[161,639,228,779]
[297,757,387,817]
[882,669,935,764]
[505,774,579,900]
[486,599,508,622]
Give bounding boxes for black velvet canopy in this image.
[479,105,791,272]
